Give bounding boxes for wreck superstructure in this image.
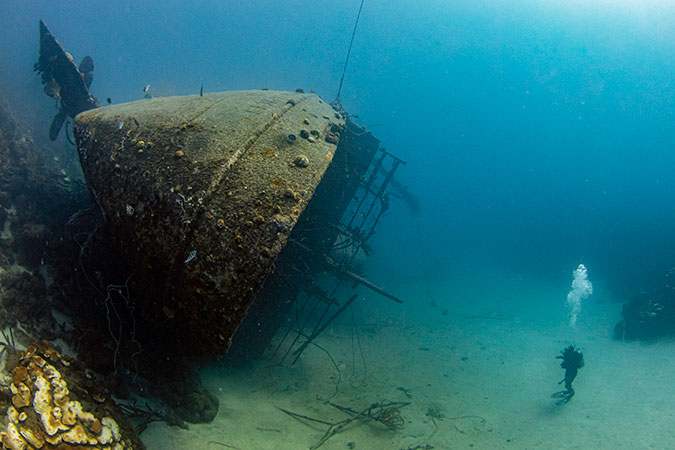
[74,90,403,360]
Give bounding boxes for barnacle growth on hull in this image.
[73,83,415,367]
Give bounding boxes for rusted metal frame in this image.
[338,150,406,261]
[344,149,388,231]
[276,299,321,364]
[264,236,329,363]
[363,193,390,243]
[291,293,359,365]
[319,159,386,256]
[267,288,312,361]
[325,258,403,304]
[278,280,343,364]
[277,160,406,364]
[282,254,404,363]
[356,158,401,232]
[330,237,357,252]
[289,227,402,305]
[287,295,336,364]
[338,158,400,264]
[272,242,341,362]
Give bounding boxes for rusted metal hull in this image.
[75,90,345,356]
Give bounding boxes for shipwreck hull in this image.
[74,90,378,358]
[227,118,381,361]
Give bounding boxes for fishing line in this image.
[415,215,439,309]
[64,119,76,146]
[349,302,367,388]
[335,0,366,103]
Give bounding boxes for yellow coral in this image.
[1,343,129,449]
[1,423,27,450]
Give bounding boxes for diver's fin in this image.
[551,390,574,405]
[49,108,67,140]
[79,56,94,89]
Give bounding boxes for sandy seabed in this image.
[142,274,675,450]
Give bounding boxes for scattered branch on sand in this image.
[444,414,487,434]
[327,401,408,430]
[424,403,486,437]
[277,406,333,427]
[278,400,409,450]
[207,442,242,450]
[400,445,434,450]
[445,414,486,424]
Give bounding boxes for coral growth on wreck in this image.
[0,340,144,450]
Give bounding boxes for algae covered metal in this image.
[34,20,99,140]
[74,90,347,356]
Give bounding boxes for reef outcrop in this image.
[615,268,675,341]
[0,340,144,450]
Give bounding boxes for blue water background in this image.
[3,0,675,310]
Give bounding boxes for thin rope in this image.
[415,216,439,308]
[336,0,366,103]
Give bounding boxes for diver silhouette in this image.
[551,345,584,405]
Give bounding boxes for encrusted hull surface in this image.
[74,90,344,356]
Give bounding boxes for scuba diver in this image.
[551,345,584,405]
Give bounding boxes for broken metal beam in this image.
[325,257,403,304]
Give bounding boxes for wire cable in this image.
[336,0,366,103]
